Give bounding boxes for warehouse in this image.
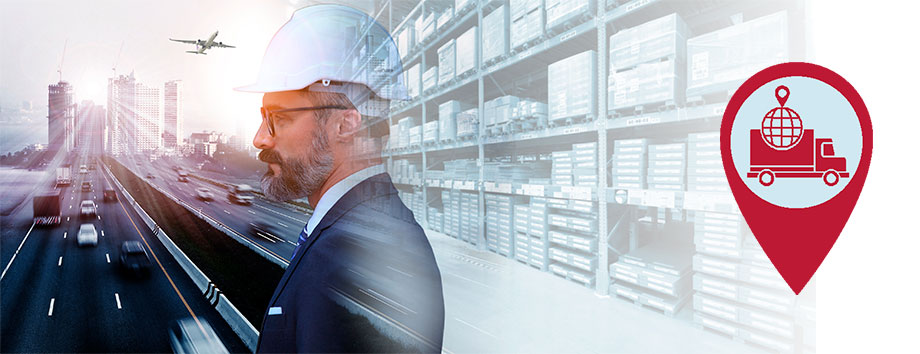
[361,0,813,352]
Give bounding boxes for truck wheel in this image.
[758,170,775,186]
[823,170,840,186]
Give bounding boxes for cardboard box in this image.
[438,40,457,84]
[549,50,597,121]
[608,13,688,70]
[456,26,478,76]
[483,5,509,63]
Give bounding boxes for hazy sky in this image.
[0,0,353,153]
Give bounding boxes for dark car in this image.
[119,241,152,276]
[81,181,92,192]
[249,222,280,242]
[178,175,189,182]
[103,189,118,202]
[146,173,155,179]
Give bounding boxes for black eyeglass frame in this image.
[260,105,349,136]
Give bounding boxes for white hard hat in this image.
[235,4,407,104]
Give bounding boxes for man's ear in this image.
[332,108,362,142]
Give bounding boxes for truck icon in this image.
[747,128,849,186]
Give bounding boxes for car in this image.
[79,165,88,174]
[168,318,229,354]
[81,181,92,192]
[103,189,118,202]
[178,175,189,182]
[119,241,152,276]
[196,188,214,201]
[228,184,254,205]
[146,173,155,179]
[80,200,97,218]
[77,223,98,247]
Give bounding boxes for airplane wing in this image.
[169,38,198,45]
[213,43,235,48]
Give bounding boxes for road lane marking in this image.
[66,217,70,221]
[387,266,414,278]
[48,298,55,316]
[455,317,497,339]
[101,230,105,237]
[97,215,101,220]
[63,232,67,239]
[444,272,492,289]
[277,222,288,228]
[69,205,72,209]
[247,210,256,215]
[115,293,122,309]
[255,204,308,223]
[223,209,230,215]
[106,254,111,263]
[58,257,62,267]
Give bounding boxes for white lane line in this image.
[277,222,288,228]
[361,288,416,315]
[455,317,497,339]
[247,210,256,215]
[254,204,306,223]
[48,298,55,316]
[444,272,492,289]
[63,232,67,239]
[106,254,111,263]
[387,266,414,278]
[66,217,70,222]
[101,230,105,237]
[97,215,101,220]
[115,293,122,309]
[69,205,72,209]
[223,209,230,215]
[58,256,62,267]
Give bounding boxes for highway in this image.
[0,161,247,352]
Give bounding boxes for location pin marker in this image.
[721,63,873,294]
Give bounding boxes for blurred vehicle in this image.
[89,163,97,170]
[146,173,156,179]
[228,184,254,205]
[79,165,88,174]
[196,188,214,201]
[81,181,92,192]
[103,189,118,202]
[248,221,279,240]
[119,241,152,276]
[33,190,62,226]
[56,167,72,187]
[168,318,229,354]
[178,170,190,182]
[172,165,180,171]
[77,223,98,247]
[80,200,97,218]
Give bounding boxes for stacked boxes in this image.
[485,95,521,134]
[547,201,598,288]
[548,50,597,123]
[687,132,728,192]
[551,150,573,186]
[409,126,422,148]
[442,190,462,238]
[691,211,799,352]
[437,7,453,29]
[456,108,479,139]
[483,5,509,64]
[423,65,439,92]
[396,23,415,60]
[428,207,443,233]
[407,64,420,99]
[485,193,516,257]
[460,192,479,245]
[608,14,688,111]
[510,0,544,49]
[511,99,548,131]
[545,0,591,30]
[439,100,474,143]
[420,12,437,43]
[527,198,549,270]
[687,11,788,99]
[610,139,648,189]
[572,142,598,187]
[456,26,478,76]
[389,159,421,183]
[423,121,439,144]
[513,204,531,263]
[397,117,419,149]
[610,241,693,316]
[647,143,686,191]
[438,39,457,85]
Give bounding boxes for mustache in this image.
[259,149,282,165]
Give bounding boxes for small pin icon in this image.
[721,62,873,294]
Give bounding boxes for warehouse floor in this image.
[426,230,771,354]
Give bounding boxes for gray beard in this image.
[261,132,334,203]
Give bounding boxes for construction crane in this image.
[112,41,124,78]
[57,39,67,82]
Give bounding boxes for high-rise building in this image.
[164,80,183,150]
[48,81,75,155]
[135,82,161,154]
[76,100,105,153]
[107,73,135,156]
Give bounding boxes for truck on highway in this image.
[55,167,72,187]
[228,184,255,205]
[747,129,849,187]
[33,190,62,226]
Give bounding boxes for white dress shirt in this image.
[304,164,385,236]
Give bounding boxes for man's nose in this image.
[253,120,274,150]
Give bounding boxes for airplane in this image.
[169,31,234,55]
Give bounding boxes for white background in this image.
[811,0,920,352]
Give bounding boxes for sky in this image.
[0,0,344,153]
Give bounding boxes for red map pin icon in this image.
[721,62,873,294]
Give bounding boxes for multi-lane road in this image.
[0,161,247,352]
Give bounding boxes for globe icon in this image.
[761,87,803,149]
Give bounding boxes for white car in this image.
[169,318,229,354]
[80,200,97,218]
[77,223,98,247]
[196,188,214,201]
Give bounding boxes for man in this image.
[235,4,444,353]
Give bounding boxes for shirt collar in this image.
[305,164,385,236]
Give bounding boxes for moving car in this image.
[80,200,97,218]
[81,181,92,192]
[146,173,156,179]
[196,188,214,201]
[248,221,280,241]
[103,189,118,202]
[119,241,152,276]
[79,165,88,174]
[168,318,229,354]
[77,223,98,247]
[178,170,190,183]
[228,184,254,205]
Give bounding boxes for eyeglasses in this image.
[260,105,348,136]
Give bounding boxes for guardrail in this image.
[102,162,260,352]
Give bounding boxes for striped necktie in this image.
[291,225,309,261]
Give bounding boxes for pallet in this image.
[693,314,794,353]
[609,99,678,118]
[545,8,594,37]
[547,113,595,128]
[686,89,734,106]
[483,54,509,69]
[510,35,547,56]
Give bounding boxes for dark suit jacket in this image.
[257,173,445,353]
